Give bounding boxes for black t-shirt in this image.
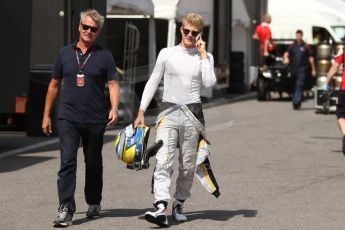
[53,42,119,124]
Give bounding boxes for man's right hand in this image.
[42,116,52,136]
[133,110,145,128]
[282,57,289,65]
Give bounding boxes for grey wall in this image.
[30,0,107,66]
[72,0,107,47]
[243,0,268,66]
[30,0,65,66]
[0,0,107,115]
[213,0,232,66]
[0,0,32,113]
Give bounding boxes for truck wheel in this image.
[257,77,268,101]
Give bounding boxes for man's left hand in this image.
[107,109,118,126]
[196,38,208,59]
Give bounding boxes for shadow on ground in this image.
[0,155,55,173]
[19,134,116,155]
[182,209,257,222]
[72,208,258,227]
[310,136,341,140]
[298,107,316,111]
[136,209,258,228]
[73,208,148,225]
[332,150,343,153]
[0,134,117,172]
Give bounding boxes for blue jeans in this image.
[57,119,106,213]
[291,68,306,104]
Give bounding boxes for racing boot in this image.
[172,200,187,222]
[144,202,168,227]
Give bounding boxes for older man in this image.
[42,9,120,227]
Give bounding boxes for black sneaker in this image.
[53,204,73,227]
[342,136,345,156]
[144,203,168,227]
[172,200,187,222]
[293,102,301,110]
[86,205,101,218]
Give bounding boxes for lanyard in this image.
[75,49,93,73]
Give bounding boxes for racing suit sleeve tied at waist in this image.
[155,103,220,197]
[155,103,208,142]
[196,138,220,198]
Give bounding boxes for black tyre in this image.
[257,77,268,101]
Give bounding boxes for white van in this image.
[268,0,345,44]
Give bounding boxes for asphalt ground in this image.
[2,93,345,230]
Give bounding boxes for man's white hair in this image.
[80,9,105,29]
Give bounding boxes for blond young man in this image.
[134,13,216,227]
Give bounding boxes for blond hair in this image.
[80,9,105,29]
[182,13,204,31]
[263,14,271,23]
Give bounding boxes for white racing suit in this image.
[152,103,220,204]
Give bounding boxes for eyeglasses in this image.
[182,28,200,37]
[81,23,98,33]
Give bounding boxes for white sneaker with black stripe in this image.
[144,203,168,227]
[172,200,187,222]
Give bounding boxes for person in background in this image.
[283,29,316,109]
[313,33,321,45]
[253,13,275,67]
[324,46,345,155]
[42,9,120,227]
